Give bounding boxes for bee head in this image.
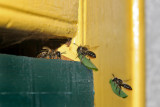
[77,46,82,53]
[56,51,61,57]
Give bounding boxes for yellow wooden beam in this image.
[0,0,78,47]
[131,0,145,107]
[0,6,77,37]
[0,0,78,23]
[63,0,145,107]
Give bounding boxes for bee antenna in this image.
[73,43,79,46]
[67,38,72,41]
[112,74,115,77]
[61,51,66,54]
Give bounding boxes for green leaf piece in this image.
[78,53,98,71]
[109,79,128,98]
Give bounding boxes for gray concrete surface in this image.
[146,0,160,107]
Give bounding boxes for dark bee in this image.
[112,74,132,95]
[75,43,96,59]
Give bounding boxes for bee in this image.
[37,46,66,59]
[112,74,132,95]
[74,43,96,60]
[37,46,54,59]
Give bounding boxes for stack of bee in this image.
[37,46,65,59]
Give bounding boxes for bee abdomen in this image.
[122,84,132,90]
[86,51,96,58]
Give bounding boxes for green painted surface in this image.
[0,54,94,107]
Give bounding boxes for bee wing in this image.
[42,46,50,50]
[37,51,47,58]
[84,45,99,50]
[65,38,72,47]
[61,51,66,54]
[42,46,52,52]
[123,79,131,82]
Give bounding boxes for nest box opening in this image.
[0,27,73,58]
[0,38,70,57]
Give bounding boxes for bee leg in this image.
[75,55,78,59]
[81,55,85,61]
[113,82,115,86]
[49,55,52,59]
[80,55,85,64]
[116,84,119,90]
[80,60,82,64]
[119,86,122,95]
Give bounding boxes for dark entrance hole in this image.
[0,38,70,57]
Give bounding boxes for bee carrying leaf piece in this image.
[73,43,98,71]
[112,74,132,95]
[74,43,96,61]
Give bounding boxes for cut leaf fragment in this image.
[109,79,128,98]
[78,53,98,71]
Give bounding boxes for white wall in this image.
[146,0,160,107]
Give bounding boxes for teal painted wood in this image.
[0,54,94,107]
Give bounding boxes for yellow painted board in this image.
[0,7,77,38]
[0,0,78,23]
[0,0,145,106]
[84,0,145,107]
[0,0,78,47]
[61,0,145,107]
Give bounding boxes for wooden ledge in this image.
[0,0,78,48]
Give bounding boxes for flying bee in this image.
[112,74,132,95]
[74,43,96,60]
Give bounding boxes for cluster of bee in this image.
[37,46,65,59]
[112,74,132,95]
